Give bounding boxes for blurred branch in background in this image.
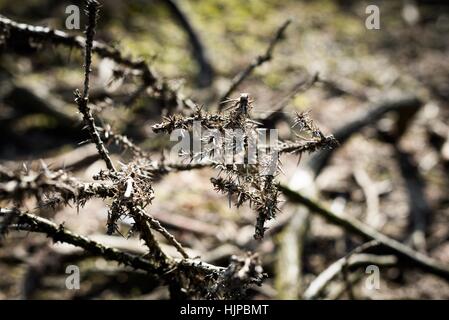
[218,19,291,109]
[161,0,214,87]
[279,185,449,281]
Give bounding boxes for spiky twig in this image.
[0,207,167,273]
[74,0,115,172]
[0,165,115,207]
[279,111,338,155]
[0,14,197,111]
[154,95,335,239]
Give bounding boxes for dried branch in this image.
[74,0,115,172]
[394,146,430,253]
[308,95,423,176]
[0,164,114,206]
[0,207,167,274]
[304,251,397,299]
[279,111,338,156]
[0,161,186,259]
[135,207,190,259]
[0,14,197,111]
[275,208,309,299]
[152,96,335,239]
[218,19,291,107]
[279,185,449,281]
[0,15,156,83]
[152,108,226,134]
[0,2,376,299]
[162,0,214,87]
[0,207,265,299]
[207,252,265,299]
[131,210,172,270]
[279,136,338,155]
[82,0,99,101]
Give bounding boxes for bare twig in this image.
[303,240,382,299]
[218,19,291,107]
[304,251,397,300]
[275,208,309,299]
[279,185,449,281]
[353,167,382,228]
[394,146,430,253]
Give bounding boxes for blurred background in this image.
[0,0,449,299]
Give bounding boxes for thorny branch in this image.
[0,207,260,299]
[3,0,432,300]
[74,0,116,172]
[0,139,261,297]
[0,1,268,299]
[0,208,168,274]
[0,207,267,299]
[0,164,114,207]
[152,93,337,239]
[0,14,196,111]
[0,201,265,299]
